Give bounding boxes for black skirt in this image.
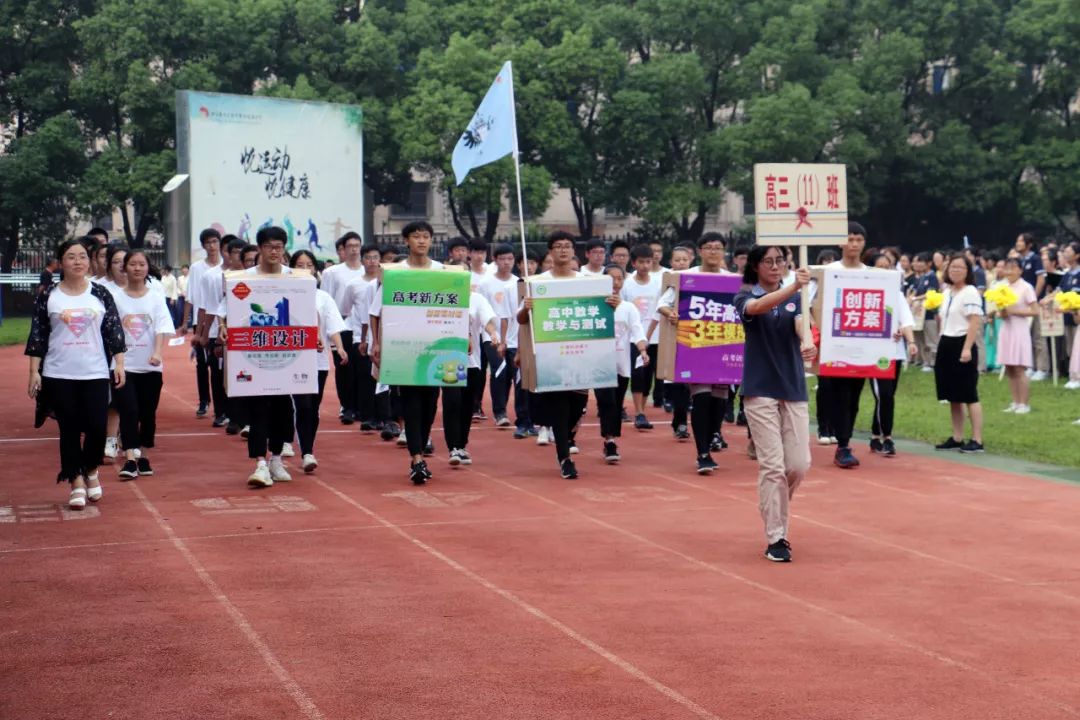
[935,335,979,404]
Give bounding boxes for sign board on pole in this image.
[377,267,470,387]
[522,275,617,392]
[225,273,319,396]
[176,91,364,264]
[1039,304,1065,338]
[753,164,849,246]
[818,268,899,379]
[657,272,744,384]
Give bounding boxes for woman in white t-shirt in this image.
[290,251,348,474]
[113,250,175,479]
[100,244,129,459]
[26,239,126,509]
[933,255,986,453]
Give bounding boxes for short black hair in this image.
[733,244,751,258]
[914,251,933,264]
[609,239,630,254]
[402,221,434,239]
[670,245,693,256]
[255,226,288,246]
[492,243,514,258]
[546,230,576,249]
[1003,256,1022,268]
[337,232,362,249]
[221,234,239,244]
[698,232,726,249]
[226,237,247,256]
[468,238,488,252]
[743,245,785,285]
[630,244,653,262]
[816,249,839,264]
[848,221,867,238]
[586,238,606,252]
[447,236,468,252]
[87,227,109,239]
[57,238,90,261]
[241,244,259,261]
[360,243,381,257]
[199,228,222,247]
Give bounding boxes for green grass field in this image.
[0,317,29,347]
[808,366,1080,469]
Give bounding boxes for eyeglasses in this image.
[551,243,574,251]
[759,258,786,267]
[700,244,724,252]
[263,243,286,252]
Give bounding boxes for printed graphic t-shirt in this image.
[113,289,175,373]
[44,285,110,380]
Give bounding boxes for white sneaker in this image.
[1030,371,1047,381]
[104,437,118,458]
[1064,380,1080,390]
[458,449,472,466]
[240,425,250,438]
[448,449,462,466]
[396,430,408,447]
[1003,403,1017,413]
[568,444,580,455]
[269,457,292,482]
[536,427,550,446]
[921,366,934,373]
[829,436,839,445]
[281,442,295,458]
[302,454,318,473]
[1025,368,1034,378]
[247,461,273,488]
[1073,418,1080,425]
[1014,404,1031,415]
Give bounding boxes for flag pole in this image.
[505,61,530,279]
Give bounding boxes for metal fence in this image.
[9,246,168,274]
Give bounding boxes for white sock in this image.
[270,454,282,463]
[256,458,267,467]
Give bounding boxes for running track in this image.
[1,343,1078,719]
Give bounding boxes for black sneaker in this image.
[195,403,208,418]
[834,447,860,469]
[736,411,748,427]
[710,433,728,452]
[881,439,897,457]
[869,438,884,454]
[410,461,431,485]
[935,437,963,451]
[696,454,718,474]
[340,410,355,425]
[380,422,401,441]
[663,400,673,414]
[560,458,578,479]
[765,539,792,562]
[423,438,435,456]
[603,440,620,464]
[212,414,228,428]
[118,460,138,480]
[360,421,377,432]
[137,457,153,476]
[960,440,985,454]
[225,422,241,436]
[673,425,690,441]
[634,413,653,430]
[724,406,735,423]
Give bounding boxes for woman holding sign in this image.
[733,246,815,563]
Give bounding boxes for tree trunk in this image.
[483,208,499,244]
[446,186,474,239]
[133,210,153,249]
[119,202,134,244]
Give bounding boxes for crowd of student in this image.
[24,222,1080,563]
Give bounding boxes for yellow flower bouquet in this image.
[984,284,1018,310]
[923,289,944,311]
[1056,290,1080,313]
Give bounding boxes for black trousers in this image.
[545,391,589,462]
[116,371,163,451]
[629,344,659,395]
[488,346,513,418]
[870,363,902,438]
[206,340,227,418]
[44,377,109,483]
[194,344,211,406]
[667,383,690,429]
[815,381,832,437]
[334,330,357,415]
[514,365,533,430]
[246,394,295,459]
[441,368,480,450]
[471,342,490,414]
[293,370,329,456]
[691,390,725,457]
[596,376,631,438]
[401,386,439,456]
[228,394,248,428]
[821,376,866,448]
[356,354,376,422]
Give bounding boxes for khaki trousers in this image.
[743,397,811,544]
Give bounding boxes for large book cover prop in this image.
[517,274,617,392]
[815,267,901,379]
[377,266,470,387]
[657,271,746,385]
[224,271,319,396]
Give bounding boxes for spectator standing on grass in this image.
[933,255,985,454]
[26,239,126,509]
[733,245,816,563]
[1057,242,1080,389]
[996,257,1038,414]
[113,250,174,480]
[1015,233,1049,381]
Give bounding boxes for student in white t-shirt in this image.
[343,243,382,430]
[26,238,126,509]
[99,244,130,459]
[646,244,694,440]
[596,264,648,463]
[290,251,348,473]
[113,250,175,479]
[467,239,494,419]
[321,233,366,425]
[185,229,224,418]
[479,244,518,427]
[580,238,607,277]
[621,244,663,429]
